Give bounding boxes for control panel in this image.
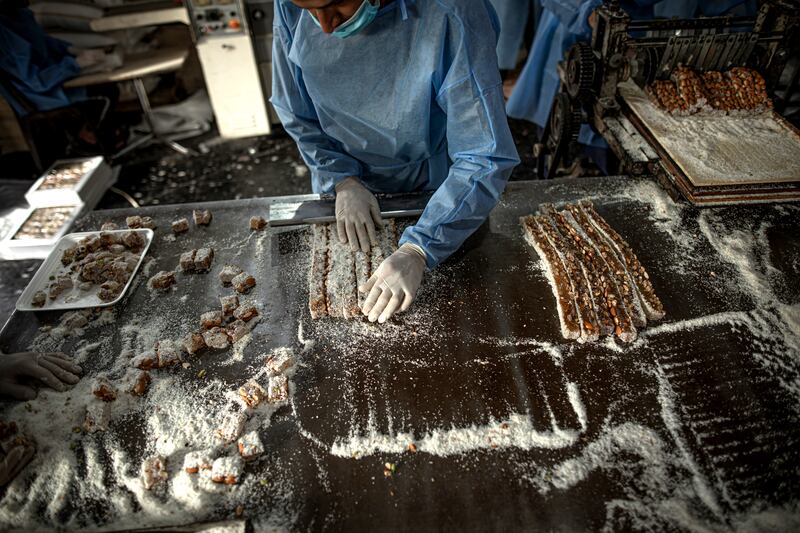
[187,0,246,37]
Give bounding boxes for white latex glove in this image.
[0,352,82,401]
[359,243,427,323]
[0,445,35,487]
[335,177,382,253]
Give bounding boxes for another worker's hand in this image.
[359,243,427,323]
[0,352,82,401]
[0,445,35,487]
[335,177,382,253]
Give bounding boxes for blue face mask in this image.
[311,0,380,39]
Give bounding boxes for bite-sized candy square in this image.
[98,280,122,302]
[237,430,265,461]
[215,412,247,442]
[182,332,206,355]
[156,339,182,367]
[220,295,239,315]
[265,349,294,377]
[226,319,249,343]
[131,371,151,396]
[200,310,224,329]
[148,270,176,291]
[249,216,267,231]
[92,377,117,402]
[268,375,288,403]
[179,250,196,272]
[193,209,213,226]
[231,272,256,294]
[193,247,214,272]
[218,264,243,286]
[183,450,215,474]
[141,455,168,490]
[233,302,258,322]
[132,350,157,370]
[171,218,190,234]
[126,215,143,229]
[83,400,111,433]
[122,231,145,250]
[100,221,118,231]
[140,216,156,230]
[237,380,266,408]
[211,456,242,485]
[203,327,229,350]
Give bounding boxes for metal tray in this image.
[15,229,153,312]
[24,156,109,208]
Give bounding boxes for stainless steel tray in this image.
[15,229,154,312]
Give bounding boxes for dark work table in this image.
[0,176,798,531]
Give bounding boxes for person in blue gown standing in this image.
[271,0,520,323]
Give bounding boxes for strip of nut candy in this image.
[701,71,738,112]
[563,204,647,330]
[325,225,360,319]
[545,205,616,336]
[648,80,687,114]
[535,211,600,343]
[521,216,581,340]
[578,201,664,321]
[309,223,329,319]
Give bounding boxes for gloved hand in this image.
[335,177,382,253]
[0,352,82,401]
[0,445,35,487]
[359,243,427,323]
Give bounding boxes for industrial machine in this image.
[186,0,271,138]
[539,0,800,205]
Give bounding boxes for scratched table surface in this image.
[0,177,798,532]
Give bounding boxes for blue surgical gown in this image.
[0,7,84,116]
[506,0,756,148]
[271,0,520,269]
[489,0,532,70]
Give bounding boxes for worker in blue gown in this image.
[271,0,520,323]
[0,0,86,116]
[488,0,538,71]
[506,0,758,171]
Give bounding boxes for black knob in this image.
[253,8,264,20]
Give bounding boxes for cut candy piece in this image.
[234,302,258,322]
[131,371,151,396]
[211,456,242,485]
[194,248,215,272]
[132,350,157,370]
[268,375,288,403]
[220,295,239,315]
[238,380,266,408]
[237,430,264,461]
[231,272,256,294]
[180,250,196,272]
[83,401,111,433]
[216,412,247,442]
[219,264,243,286]
[200,310,224,329]
[193,209,212,226]
[92,377,117,402]
[182,332,206,355]
[149,271,176,291]
[265,349,294,376]
[156,339,182,367]
[184,450,215,474]
[226,319,249,343]
[126,216,142,229]
[203,327,229,350]
[171,218,189,234]
[250,216,267,230]
[141,455,168,490]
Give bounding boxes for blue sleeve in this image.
[541,0,602,37]
[0,20,80,94]
[399,3,520,269]
[270,2,362,194]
